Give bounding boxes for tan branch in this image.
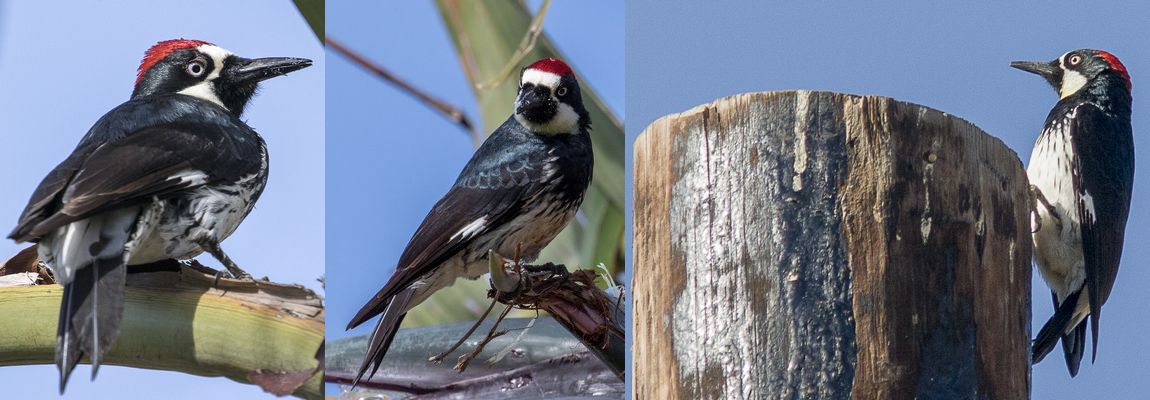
[0,253,324,399]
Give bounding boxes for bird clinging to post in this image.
[345,58,595,386]
[8,39,311,391]
[1011,49,1134,376]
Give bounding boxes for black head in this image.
[131,39,312,116]
[1011,49,1131,99]
[514,58,590,135]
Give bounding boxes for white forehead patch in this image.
[177,44,234,109]
[521,69,562,89]
[197,44,234,64]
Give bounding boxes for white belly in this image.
[1028,128,1084,301]
[128,183,261,264]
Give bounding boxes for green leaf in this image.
[292,0,324,42]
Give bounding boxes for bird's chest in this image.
[1028,120,1084,230]
[1027,120,1085,295]
[487,190,580,259]
[128,168,268,264]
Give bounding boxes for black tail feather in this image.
[1032,289,1082,365]
[57,257,127,393]
[1062,321,1086,377]
[350,287,415,388]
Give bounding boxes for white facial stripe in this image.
[1060,69,1088,99]
[521,69,562,89]
[516,102,580,135]
[178,81,225,107]
[177,44,234,108]
[197,44,233,79]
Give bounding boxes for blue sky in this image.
[627,1,1150,398]
[324,1,622,396]
[0,2,324,398]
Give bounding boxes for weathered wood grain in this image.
[633,91,1031,399]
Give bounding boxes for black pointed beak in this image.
[230,57,313,83]
[1010,59,1061,89]
[515,85,556,124]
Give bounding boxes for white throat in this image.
[1060,69,1088,99]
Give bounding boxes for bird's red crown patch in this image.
[136,39,212,85]
[526,58,573,76]
[1094,50,1131,90]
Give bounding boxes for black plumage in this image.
[12,95,266,241]
[1014,49,1133,376]
[8,39,310,391]
[346,58,594,386]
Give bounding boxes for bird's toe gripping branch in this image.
[197,239,253,281]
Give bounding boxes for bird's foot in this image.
[1029,185,1061,233]
[197,239,254,281]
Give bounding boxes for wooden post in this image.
[633,91,1031,399]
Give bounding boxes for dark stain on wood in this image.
[634,91,1031,399]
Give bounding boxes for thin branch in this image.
[326,37,475,134]
[486,255,625,379]
[452,304,513,372]
[473,0,552,90]
[427,296,500,364]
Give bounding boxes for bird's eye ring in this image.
[1068,54,1082,66]
[186,60,206,77]
[556,86,568,96]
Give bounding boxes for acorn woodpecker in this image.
[8,39,311,391]
[1012,49,1134,376]
[345,58,594,385]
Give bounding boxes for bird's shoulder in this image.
[454,119,560,190]
[80,94,258,147]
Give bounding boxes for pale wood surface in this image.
[0,255,324,399]
[633,91,1031,399]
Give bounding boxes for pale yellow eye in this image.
[1068,54,1082,66]
[556,86,568,96]
[186,60,206,77]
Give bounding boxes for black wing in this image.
[347,142,554,329]
[1069,102,1135,360]
[9,125,243,242]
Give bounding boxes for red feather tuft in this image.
[136,39,212,85]
[1094,50,1131,90]
[525,58,573,76]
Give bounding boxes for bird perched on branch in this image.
[1012,49,1133,376]
[8,39,311,392]
[346,58,594,386]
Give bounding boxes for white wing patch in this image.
[1081,190,1096,223]
[451,216,488,241]
[171,170,209,187]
